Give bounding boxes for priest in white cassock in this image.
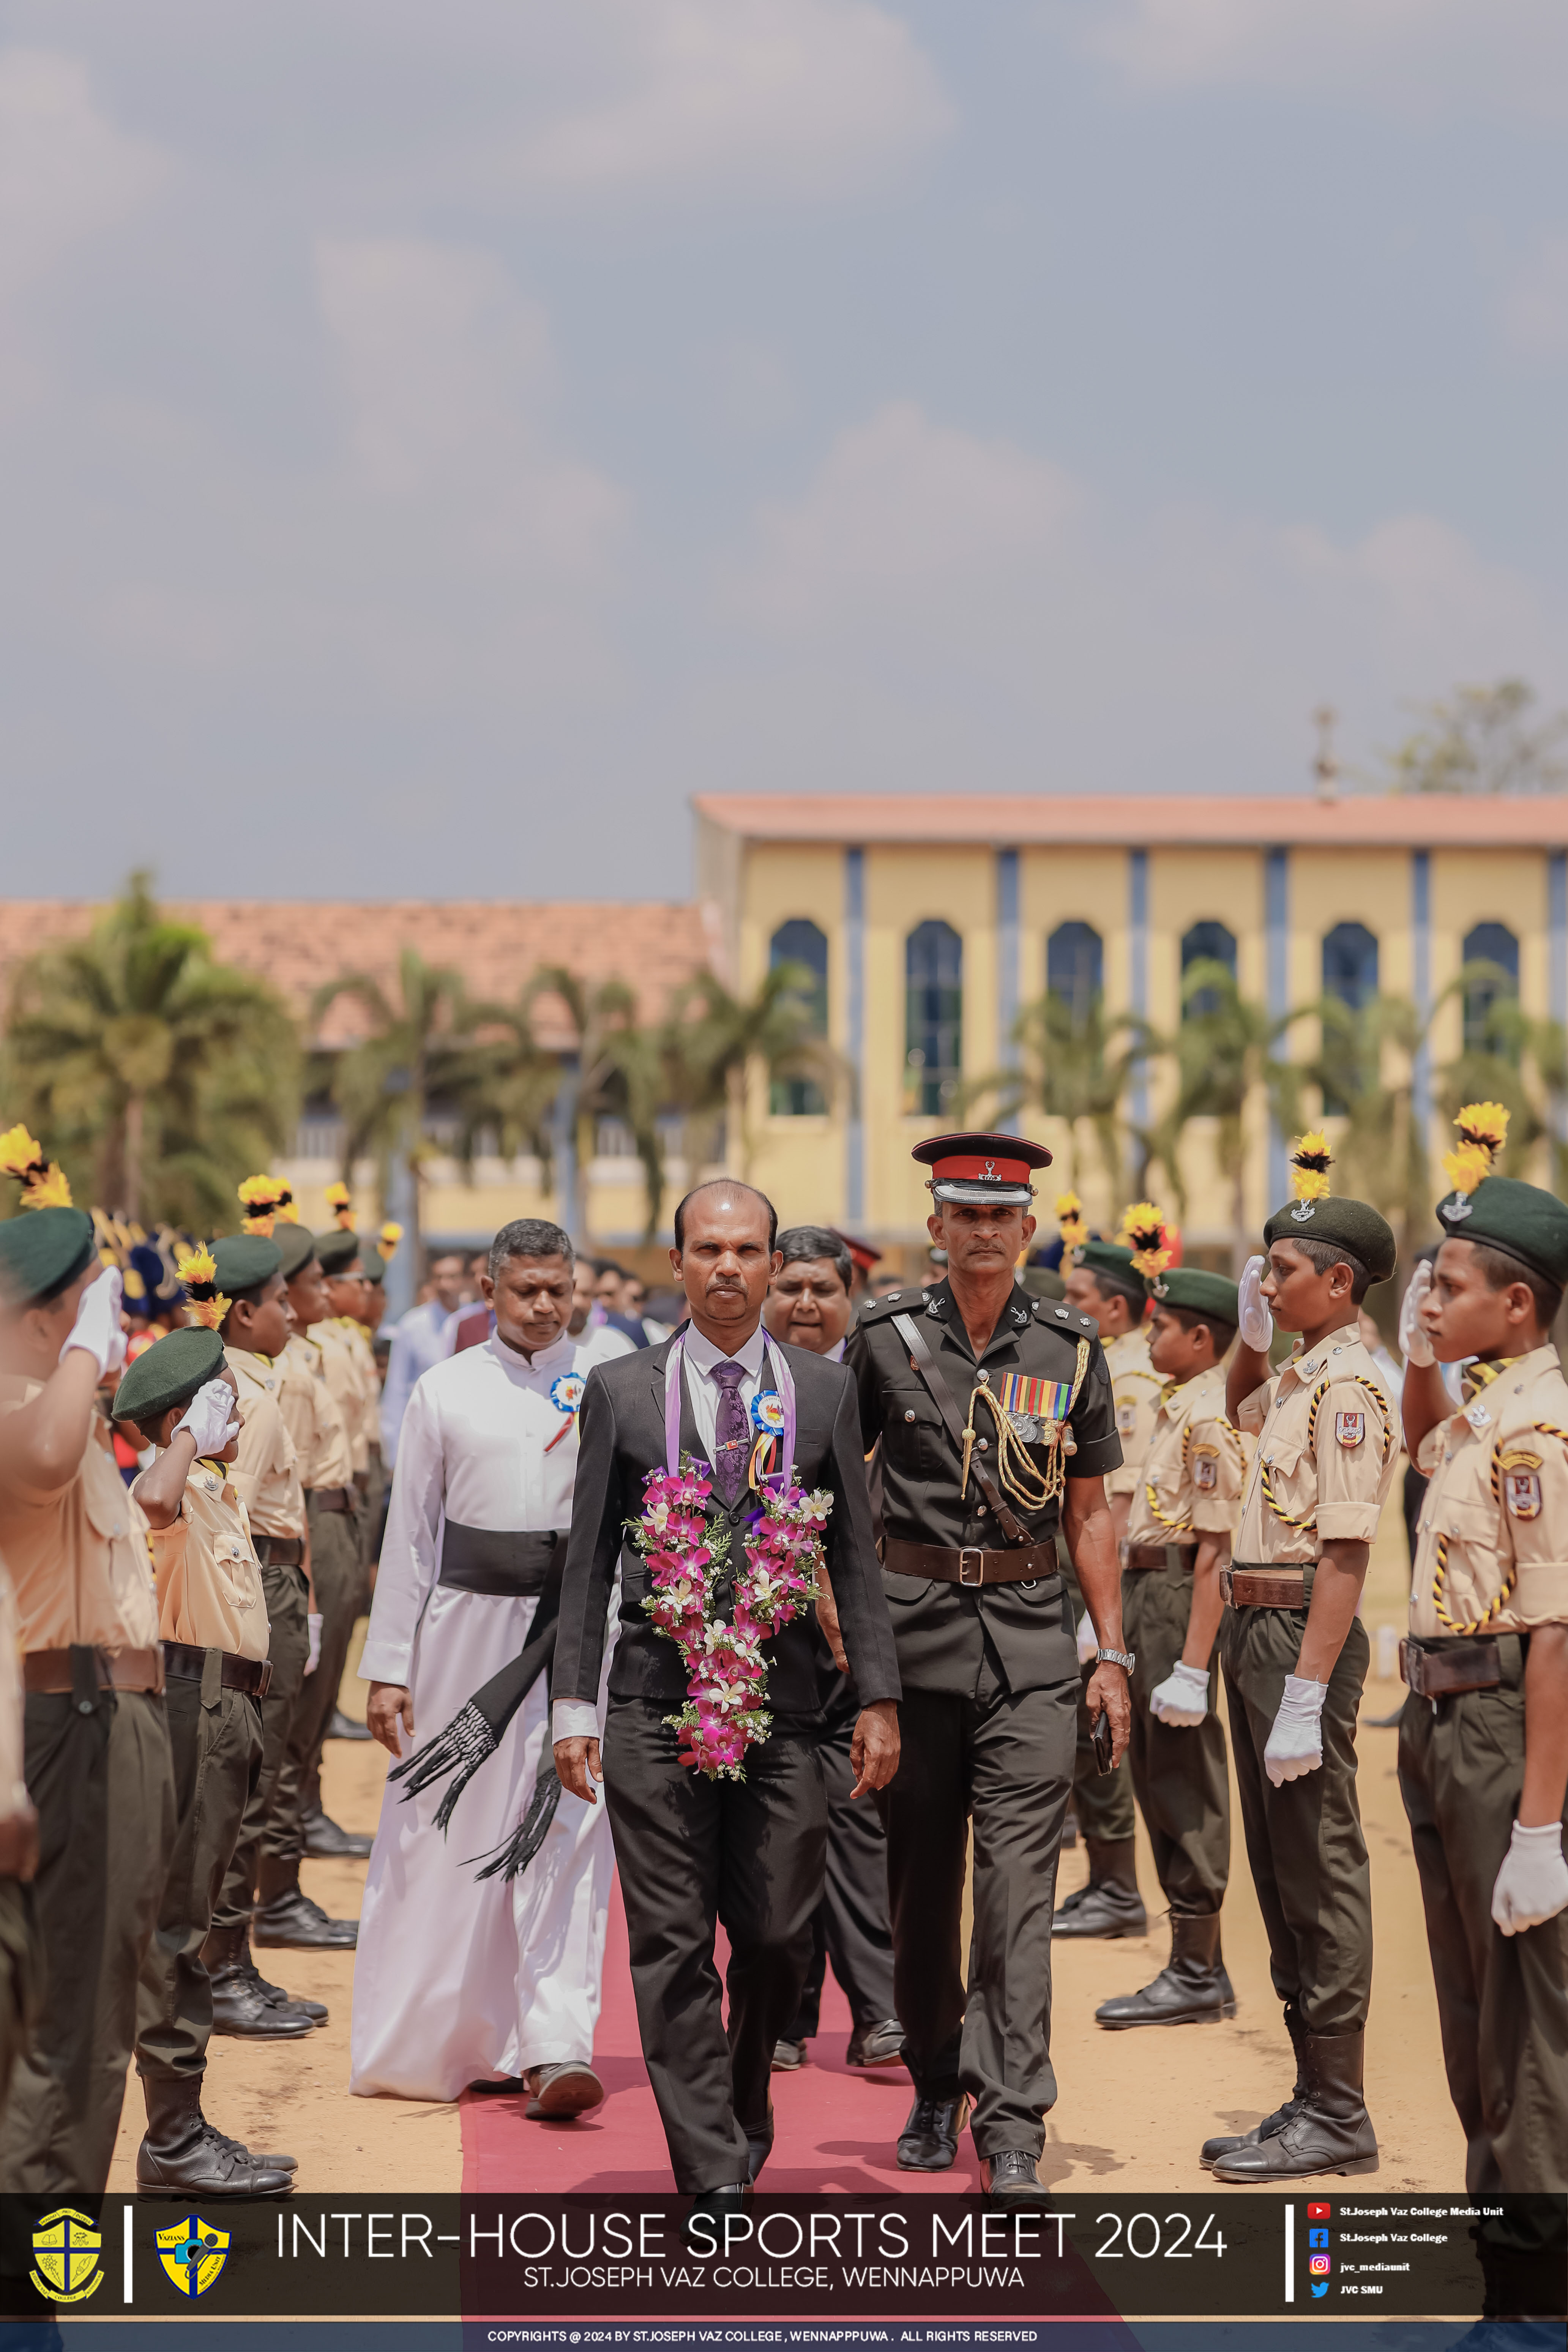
[349,1219,622,2112]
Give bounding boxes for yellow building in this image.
[696,792,1568,1261]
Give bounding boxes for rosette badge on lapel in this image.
[544,1369,586,1454]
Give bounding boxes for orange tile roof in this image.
[0,901,710,1047]
[692,791,1568,848]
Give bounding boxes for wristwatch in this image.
[1096,1646,1136,1674]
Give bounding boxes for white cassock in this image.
[349,1325,624,2101]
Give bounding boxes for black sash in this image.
[437,1524,564,1596]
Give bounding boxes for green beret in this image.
[1071,1238,1144,1294]
[1437,1175,1568,1288]
[0,1207,97,1308]
[314,1229,363,1277]
[359,1248,385,1286]
[1263,1196,1396,1286]
[274,1223,320,1281]
[210,1235,282,1295]
[1021,1264,1066,1302]
[1148,1267,1240,1323]
[112,1325,225,1424]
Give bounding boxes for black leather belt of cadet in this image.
[163,1641,273,1697]
[438,1524,565,1597]
[309,1486,356,1515]
[252,1535,304,1568]
[1401,1633,1505,1698]
[883,1537,1060,1588]
[1123,1541,1196,1573]
[1222,1563,1314,1608]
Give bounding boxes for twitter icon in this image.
[1312,2284,1329,2300]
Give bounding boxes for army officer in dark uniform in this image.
[841,1133,1128,2202]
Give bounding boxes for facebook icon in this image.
[1309,2229,1329,2248]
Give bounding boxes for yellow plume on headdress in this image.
[1442,1101,1510,1198]
[0,1123,73,1210]
[379,1220,403,1258]
[1055,1191,1086,1251]
[323,1180,355,1231]
[237,1173,293,1237]
[1117,1200,1172,1280]
[175,1241,230,1330]
[1289,1132,1334,1204]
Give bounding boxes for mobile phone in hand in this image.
[1091,1707,1114,1776]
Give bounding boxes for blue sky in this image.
[3,0,1567,898]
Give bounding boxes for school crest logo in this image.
[1334,1411,1365,1449]
[1193,1447,1218,1492]
[30,2208,103,2304]
[157,2214,230,2298]
[1504,1464,1543,1521]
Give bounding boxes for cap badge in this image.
[1152,1277,1170,1298]
[1290,1201,1316,1223]
[1445,1193,1473,1222]
[984,1159,995,1177]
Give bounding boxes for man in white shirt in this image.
[349,1221,615,2111]
[379,1254,465,1470]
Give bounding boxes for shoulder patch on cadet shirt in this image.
[1192,1443,1219,1491]
[1501,1451,1543,1519]
[1335,1410,1365,1448]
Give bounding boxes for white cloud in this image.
[1079,0,1568,118]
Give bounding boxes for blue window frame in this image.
[1181,920,1237,1020]
[1322,921,1379,1011]
[1047,921,1103,1031]
[769,919,828,1115]
[1463,922,1519,1053]
[905,920,963,1115]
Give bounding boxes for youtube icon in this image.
[1308,2202,1331,2220]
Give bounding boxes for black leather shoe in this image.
[846,2018,905,2068]
[253,1887,358,1950]
[136,2077,293,2197]
[202,1926,317,2038]
[1211,2032,1378,2182]
[1200,2000,1305,2169]
[771,2037,808,2070]
[205,2122,298,2172]
[897,2092,968,2171]
[243,1956,328,2026]
[328,1708,373,1741]
[685,2186,751,2249]
[301,1805,374,1860]
[982,2149,1051,2202]
[1096,1914,1236,2028]
[1052,1880,1148,1939]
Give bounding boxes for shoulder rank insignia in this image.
[1501,1450,1543,1519]
[1335,1410,1365,1449]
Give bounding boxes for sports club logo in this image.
[30,2208,103,2303]
[157,2213,231,2298]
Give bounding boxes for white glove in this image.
[1076,1610,1099,1666]
[1491,1821,1568,1936]
[175,1379,240,1457]
[1264,1672,1327,1785]
[62,1267,126,1377]
[1149,1659,1210,1726]
[304,1614,323,1676]
[1237,1254,1273,1352]
[1398,1259,1435,1370]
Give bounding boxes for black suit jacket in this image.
[555,1331,901,1718]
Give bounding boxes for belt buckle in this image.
[958,1547,985,1588]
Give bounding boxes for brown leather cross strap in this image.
[891,1311,1030,1544]
[883,1536,1061,1587]
[163,1641,273,1698]
[1222,1565,1313,1609]
[24,1645,166,1695]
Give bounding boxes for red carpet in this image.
[461,1871,981,2193]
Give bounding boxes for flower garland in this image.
[630,1458,831,1780]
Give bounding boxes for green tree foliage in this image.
[1147,962,1304,1276]
[655,965,836,1217]
[2,873,298,1229]
[1383,679,1568,795]
[966,987,1148,1200]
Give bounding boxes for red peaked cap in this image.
[830,1228,883,1273]
[912,1130,1052,1206]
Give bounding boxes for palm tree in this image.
[1146,962,1305,1275]
[3,872,298,1227]
[1294,989,1434,1270]
[524,968,664,1241]
[965,987,1150,1200]
[656,966,836,1197]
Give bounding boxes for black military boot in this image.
[252,1856,357,1950]
[1095,1913,1236,2028]
[1200,1997,1306,2169]
[897,2092,969,2171]
[136,2074,294,2196]
[1052,1836,1147,1938]
[203,1924,316,2038]
[301,1803,373,1860]
[1211,2030,1378,2181]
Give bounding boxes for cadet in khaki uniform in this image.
[1056,1226,1166,1937]
[202,1233,323,2036]
[301,1226,374,1857]
[0,1193,175,2193]
[1205,1141,1397,2183]
[1396,1124,1568,2223]
[261,1222,359,1949]
[114,1322,295,2195]
[1096,1265,1242,2029]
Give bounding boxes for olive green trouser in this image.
[361,1445,385,1574]
[0,1881,41,2122]
[216,1557,309,1911]
[1061,1546,1135,1841]
[0,1679,174,2193]
[286,1499,362,1847]
[1398,1637,1568,2194]
[1123,1565,1230,1916]
[137,1665,262,2081]
[1221,1598,1372,2035]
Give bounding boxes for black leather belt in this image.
[252,1536,304,1568]
[1223,1563,1314,1608]
[1122,1541,1196,1572]
[883,1537,1060,1588]
[308,1486,356,1516]
[1401,1633,1523,1698]
[438,1525,566,1598]
[164,1641,272,1697]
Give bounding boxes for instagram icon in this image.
[1310,2256,1331,2277]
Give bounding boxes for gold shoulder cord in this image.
[1431,1419,1568,1634]
[961,1338,1092,1511]
[1259,1375,1394,1533]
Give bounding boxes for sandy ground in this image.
[110,1484,1467,2194]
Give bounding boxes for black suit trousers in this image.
[787,1704,897,2038]
[603,1696,828,2192]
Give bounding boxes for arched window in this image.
[1463,921,1520,1054]
[1322,921,1379,1011]
[905,920,963,1115]
[1047,921,1103,1032]
[769,919,828,1116]
[1181,921,1237,1021]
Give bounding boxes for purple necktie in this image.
[711,1361,750,1506]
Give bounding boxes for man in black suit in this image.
[553,1183,900,2213]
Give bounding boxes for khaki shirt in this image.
[1126,1363,1245,1549]
[1104,1326,1165,1496]
[1410,1344,1568,1639]
[145,1459,270,1661]
[278,1333,354,1492]
[315,1320,367,1475]
[0,1378,160,1653]
[0,1555,27,1813]
[349,1323,382,1452]
[226,1349,306,1539]
[1235,1323,1397,1564]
